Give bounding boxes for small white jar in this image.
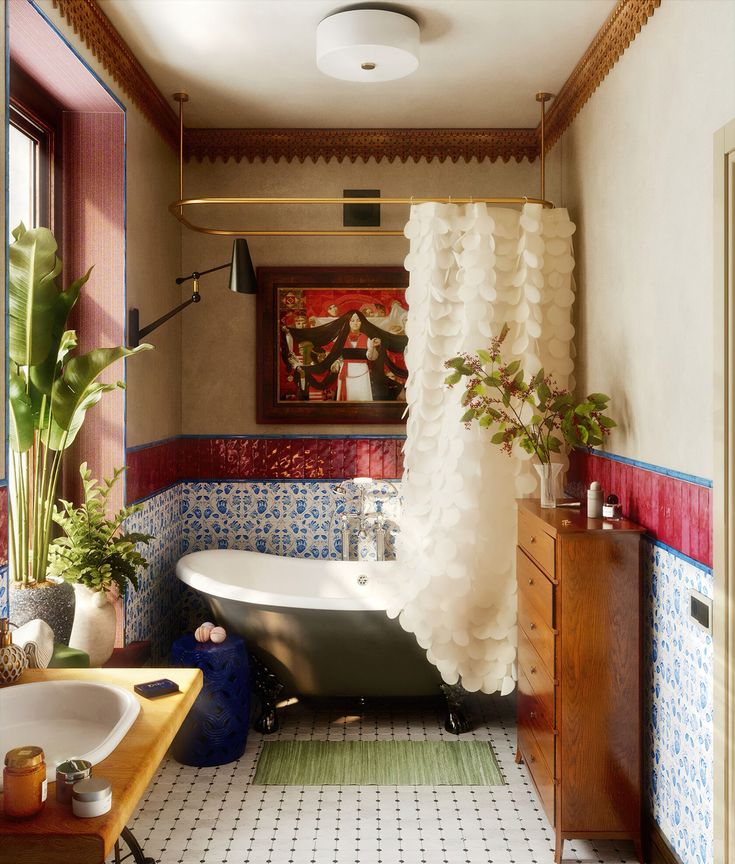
[72,776,112,818]
[587,481,603,518]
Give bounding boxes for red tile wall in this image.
[126,437,405,504]
[0,486,8,568]
[568,449,712,568]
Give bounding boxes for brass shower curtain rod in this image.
[169,93,555,238]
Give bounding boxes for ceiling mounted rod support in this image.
[173,92,189,214]
[536,92,554,201]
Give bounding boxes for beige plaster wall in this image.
[181,152,559,434]
[558,0,735,480]
[35,1,182,449]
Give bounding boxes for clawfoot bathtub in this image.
[176,550,472,733]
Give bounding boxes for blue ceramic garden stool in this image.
[171,634,250,767]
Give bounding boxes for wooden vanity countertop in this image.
[0,666,202,864]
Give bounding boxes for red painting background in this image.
[277,287,408,402]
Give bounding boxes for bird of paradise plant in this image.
[8,224,151,585]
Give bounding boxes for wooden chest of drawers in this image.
[515,500,645,864]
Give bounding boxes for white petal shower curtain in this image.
[390,202,576,695]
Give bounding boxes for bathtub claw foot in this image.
[441,682,473,735]
[251,655,284,734]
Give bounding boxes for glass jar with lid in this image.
[3,746,47,818]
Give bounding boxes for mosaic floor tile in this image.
[112,695,641,864]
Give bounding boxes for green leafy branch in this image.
[48,463,153,596]
[444,324,616,463]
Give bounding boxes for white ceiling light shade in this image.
[316,9,420,83]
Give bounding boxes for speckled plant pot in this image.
[9,577,75,645]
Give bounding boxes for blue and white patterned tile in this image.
[180,480,402,562]
[0,566,8,620]
[124,485,184,663]
[645,539,713,864]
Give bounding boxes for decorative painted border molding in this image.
[46,0,659,163]
[184,127,539,165]
[568,449,712,568]
[544,0,661,151]
[48,0,179,148]
[126,435,405,503]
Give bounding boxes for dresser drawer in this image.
[518,671,555,776]
[518,719,555,825]
[517,548,554,625]
[518,506,556,577]
[518,587,555,680]
[518,625,555,723]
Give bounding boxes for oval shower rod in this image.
[169,92,555,238]
[168,195,554,238]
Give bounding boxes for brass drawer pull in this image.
[528,577,535,586]
[530,536,537,544]
[529,621,537,630]
[530,666,537,674]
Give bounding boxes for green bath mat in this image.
[253,741,505,786]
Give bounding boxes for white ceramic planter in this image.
[69,584,116,667]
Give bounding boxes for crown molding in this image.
[543,0,660,151]
[184,127,539,165]
[47,0,659,163]
[49,0,179,149]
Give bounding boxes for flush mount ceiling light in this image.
[316,9,420,82]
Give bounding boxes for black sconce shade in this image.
[230,239,258,294]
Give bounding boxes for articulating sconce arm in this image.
[126,240,257,348]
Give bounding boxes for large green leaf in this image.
[29,273,89,396]
[9,373,34,453]
[9,225,65,368]
[49,344,152,449]
[47,381,120,450]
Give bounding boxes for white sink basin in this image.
[0,680,140,786]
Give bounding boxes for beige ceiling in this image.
[100,0,617,129]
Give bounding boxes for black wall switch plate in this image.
[344,189,380,227]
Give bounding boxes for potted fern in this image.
[47,464,153,666]
[8,224,151,641]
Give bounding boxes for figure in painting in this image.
[331,313,381,400]
[281,308,407,402]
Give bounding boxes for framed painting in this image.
[256,267,409,424]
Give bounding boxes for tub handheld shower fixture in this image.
[331,478,400,561]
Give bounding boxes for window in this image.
[9,62,62,238]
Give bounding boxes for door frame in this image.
[713,118,735,864]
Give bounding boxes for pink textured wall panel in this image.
[62,112,126,511]
[126,437,405,503]
[568,449,712,568]
[9,0,119,111]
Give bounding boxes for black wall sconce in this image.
[128,239,257,348]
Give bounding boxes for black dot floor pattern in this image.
[110,694,640,864]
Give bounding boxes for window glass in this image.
[9,122,37,235]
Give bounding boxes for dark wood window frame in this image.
[9,60,64,238]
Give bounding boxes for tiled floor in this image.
[115,695,639,864]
